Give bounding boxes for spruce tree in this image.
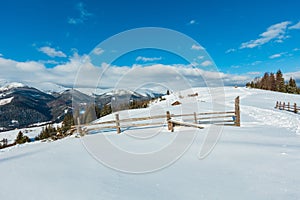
[275,70,285,92]
[15,131,30,144]
[269,73,276,91]
[287,77,297,93]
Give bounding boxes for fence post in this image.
[193,112,198,124]
[235,96,240,127]
[283,102,285,110]
[288,102,290,111]
[294,103,298,113]
[279,102,282,109]
[166,111,174,132]
[77,117,83,136]
[275,101,278,109]
[115,113,121,134]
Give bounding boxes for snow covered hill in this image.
[0,82,26,92]
[0,87,300,200]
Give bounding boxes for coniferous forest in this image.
[246,70,300,94]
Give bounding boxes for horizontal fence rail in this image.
[74,96,240,134]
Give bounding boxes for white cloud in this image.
[68,2,92,25]
[38,60,65,65]
[200,60,213,67]
[269,54,281,59]
[197,56,204,60]
[68,18,78,25]
[240,21,291,49]
[293,48,300,51]
[38,46,66,58]
[16,61,45,72]
[188,20,197,25]
[247,71,261,75]
[0,55,251,90]
[231,65,240,69]
[136,56,162,62]
[191,44,204,51]
[289,21,300,30]
[225,48,236,54]
[251,61,262,66]
[269,52,286,59]
[92,47,104,55]
[284,71,300,85]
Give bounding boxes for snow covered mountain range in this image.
[0,82,164,131]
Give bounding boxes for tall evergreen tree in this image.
[261,72,270,90]
[287,77,297,93]
[275,70,285,92]
[269,73,276,91]
[61,113,75,134]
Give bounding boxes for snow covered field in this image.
[1,87,300,200]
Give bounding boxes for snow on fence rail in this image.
[75,96,240,134]
[275,101,300,113]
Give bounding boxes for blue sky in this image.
[1,0,300,88]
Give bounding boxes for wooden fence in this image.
[76,96,240,134]
[275,101,299,113]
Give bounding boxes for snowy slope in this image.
[0,97,13,106]
[0,82,26,92]
[0,87,300,200]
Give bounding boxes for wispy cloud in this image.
[92,47,104,55]
[188,19,198,25]
[251,61,262,66]
[38,60,63,65]
[293,48,300,52]
[231,65,240,69]
[289,21,300,30]
[200,60,213,67]
[225,48,236,54]
[38,46,66,58]
[68,2,92,25]
[240,21,291,49]
[269,52,286,59]
[136,56,162,62]
[191,44,204,51]
[247,71,261,75]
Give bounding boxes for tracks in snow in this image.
[241,105,300,135]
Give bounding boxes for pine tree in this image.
[287,77,297,93]
[261,72,270,90]
[16,131,24,143]
[15,131,30,144]
[61,113,75,134]
[100,104,112,117]
[269,73,276,91]
[275,70,285,92]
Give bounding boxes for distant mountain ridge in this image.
[0,82,164,131]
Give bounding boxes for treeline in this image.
[35,113,75,141]
[76,99,151,124]
[0,131,31,149]
[246,70,300,94]
[0,114,75,149]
